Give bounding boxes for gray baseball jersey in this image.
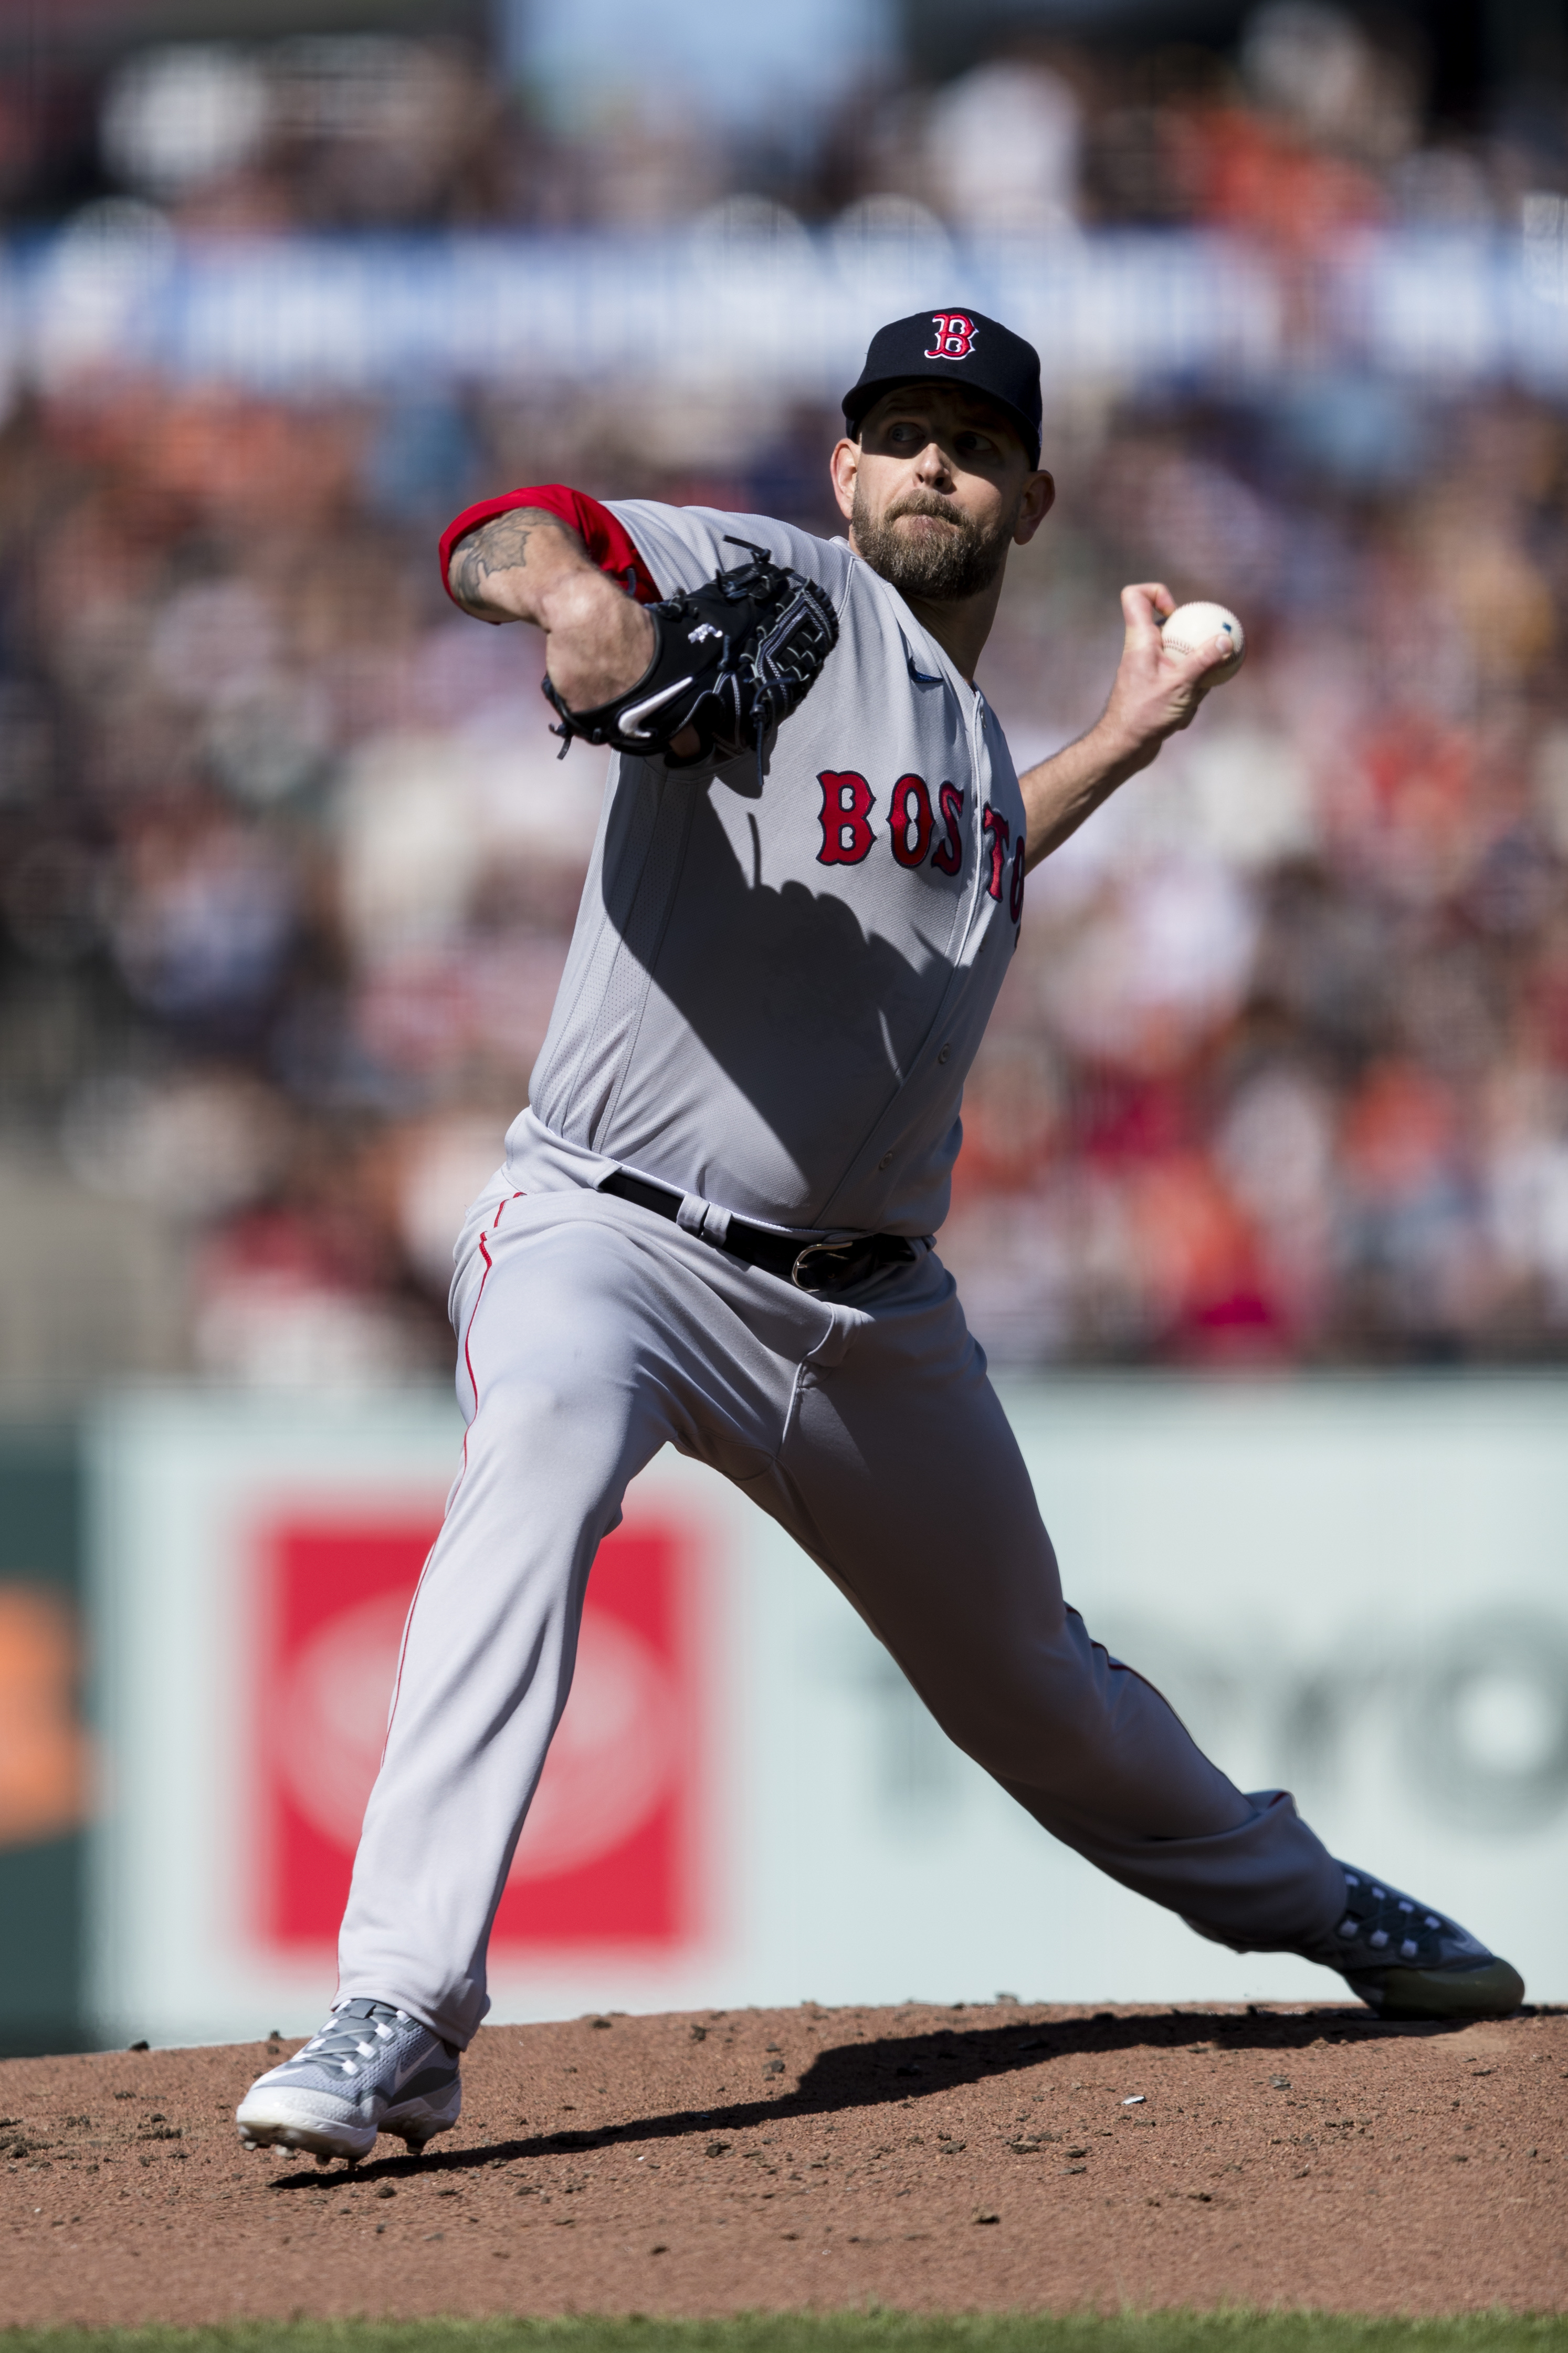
[507,501,1028,1238]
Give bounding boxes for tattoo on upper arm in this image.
[449,507,560,610]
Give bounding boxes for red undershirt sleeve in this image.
[438,484,660,613]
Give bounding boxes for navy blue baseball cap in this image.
[842,308,1043,469]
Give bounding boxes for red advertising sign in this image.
[255,1513,704,1954]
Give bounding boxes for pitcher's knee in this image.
[927,1626,1119,1789]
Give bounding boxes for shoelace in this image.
[288,2002,415,2080]
[1335,1871,1447,1965]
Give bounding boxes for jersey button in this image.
[878,1150,895,1169]
[937,1044,951,1064]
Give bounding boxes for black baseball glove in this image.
[541,537,838,766]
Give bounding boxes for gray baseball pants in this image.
[338,1182,1346,2047]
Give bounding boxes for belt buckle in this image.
[790,1237,858,1291]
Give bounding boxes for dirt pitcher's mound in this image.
[0,2003,1562,2327]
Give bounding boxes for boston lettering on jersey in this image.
[816,770,1024,923]
[818,771,960,874]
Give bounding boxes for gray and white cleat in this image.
[235,1999,461,2161]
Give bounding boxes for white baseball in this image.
[1161,600,1245,679]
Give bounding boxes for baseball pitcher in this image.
[238,309,1523,2162]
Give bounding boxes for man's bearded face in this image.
[850,480,1017,602]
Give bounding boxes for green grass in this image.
[3,2316,1565,2353]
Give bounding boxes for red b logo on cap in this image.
[924,313,977,361]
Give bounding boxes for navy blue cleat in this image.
[1322,1865,1524,2021]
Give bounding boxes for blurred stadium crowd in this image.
[0,4,1546,242]
[5,1,1568,1388]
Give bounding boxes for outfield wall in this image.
[71,1377,1568,2050]
[0,1426,89,2055]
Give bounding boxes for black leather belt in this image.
[599,1170,917,1292]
